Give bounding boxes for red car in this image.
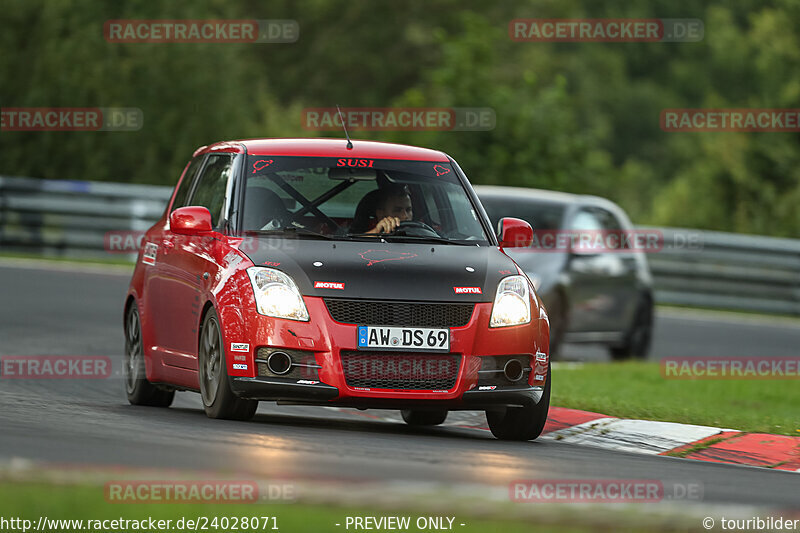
[124,138,551,440]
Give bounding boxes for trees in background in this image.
[1,0,797,236]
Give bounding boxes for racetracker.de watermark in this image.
[104,481,295,503]
[509,19,703,42]
[0,356,112,379]
[302,107,496,131]
[104,20,298,43]
[661,109,800,132]
[661,357,800,380]
[518,229,703,253]
[104,232,287,256]
[510,479,703,503]
[1,108,142,132]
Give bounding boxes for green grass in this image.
[552,362,800,435]
[0,482,655,533]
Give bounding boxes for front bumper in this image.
[231,375,544,409]
[224,297,549,409]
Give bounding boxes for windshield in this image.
[243,156,490,244]
[479,196,566,231]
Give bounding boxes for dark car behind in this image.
[476,186,654,360]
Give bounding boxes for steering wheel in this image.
[394,220,440,237]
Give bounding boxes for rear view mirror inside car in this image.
[328,167,377,181]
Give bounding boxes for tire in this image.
[609,297,653,361]
[124,302,174,407]
[546,293,567,360]
[486,363,551,441]
[401,409,448,426]
[198,308,258,421]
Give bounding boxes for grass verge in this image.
[552,362,800,436]
[0,481,659,533]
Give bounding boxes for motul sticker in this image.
[479,385,497,390]
[232,364,248,370]
[230,343,250,352]
[297,380,319,385]
[142,242,158,266]
[454,287,482,294]
[314,281,344,290]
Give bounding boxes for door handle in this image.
[162,239,175,251]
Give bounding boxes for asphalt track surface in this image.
[0,261,798,511]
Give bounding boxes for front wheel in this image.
[198,308,258,421]
[486,363,551,441]
[401,409,448,426]
[124,302,174,407]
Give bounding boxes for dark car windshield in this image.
[479,196,566,231]
[243,156,490,244]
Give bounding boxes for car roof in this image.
[475,185,622,212]
[194,138,450,162]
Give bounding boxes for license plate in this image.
[357,326,450,352]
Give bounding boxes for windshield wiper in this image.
[254,227,335,240]
[347,233,472,246]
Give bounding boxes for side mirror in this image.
[497,217,533,248]
[169,206,213,235]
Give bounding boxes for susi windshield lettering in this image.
[337,158,375,168]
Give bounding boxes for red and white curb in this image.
[533,407,800,472]
[335,406,800,473]
[536,407,800,473]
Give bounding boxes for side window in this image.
[170,156,204,212]
[595,208,629,250]
[187,154,233,229]
[570,209,603,231]
[595,208,622,231]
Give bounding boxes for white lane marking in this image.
[541,418,736,455]
[657,306,800,328]
[0,258,133,276]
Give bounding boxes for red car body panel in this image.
[126,138,550,408]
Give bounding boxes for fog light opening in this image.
[503,359,524,382]
[267,351,293,375]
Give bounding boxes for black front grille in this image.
[340,351,461,390]
[325,299,474,327]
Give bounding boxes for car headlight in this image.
[490,275,531,328]
[246,267,309,321]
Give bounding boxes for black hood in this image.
[241,237,519,302]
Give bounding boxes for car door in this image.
[593,207,640,332]
[594,207,641,332]
[151,154,234,369]
[565,208,614,334]
[144,155,205,367]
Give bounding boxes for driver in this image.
[366,184,414,234]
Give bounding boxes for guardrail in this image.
[647,227,800,316]
[0,176,170,260]
[1,176,798,315]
